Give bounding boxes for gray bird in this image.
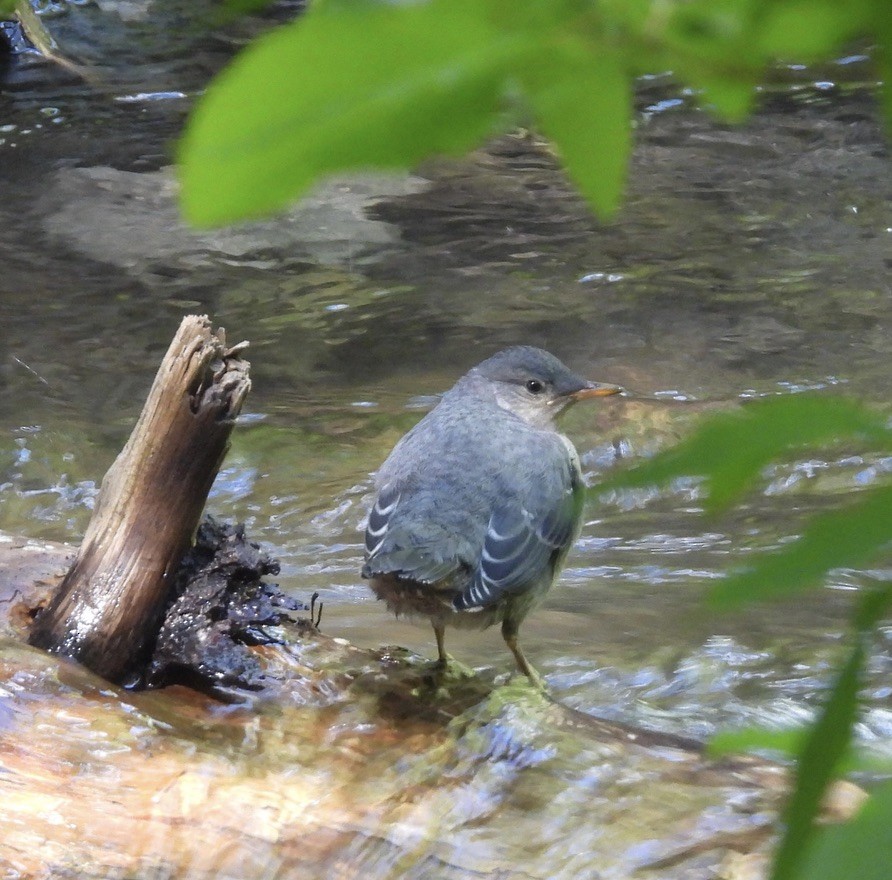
[361,346,621,685]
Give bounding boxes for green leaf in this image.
[710,723,892,774]
[598,0,653,31]
[875,0,892,139]
[709,483,892,609]
[709,725,806,759]
[657,0,765,120]
[668,0,760,49]
[770,588,891,880]
[521,45,632,217]
[179,0,534,225]
[593,395,891,515]
[771,632,866,880]
[707,727,892,776]
[798,780,892,880]
[756,0,873,60]
[486,0,584,34]
[694,70,759,120]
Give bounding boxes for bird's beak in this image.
[569,381,623,401]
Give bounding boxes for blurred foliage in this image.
[178,0,890,225]
[594,395,892,880]
[711,486,892,610]
[596,396,890,515]
[222,0,274,14]
[800,778,892,880]
[770,594,882,880]
[595,396,892,615]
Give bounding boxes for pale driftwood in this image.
[28,316,250,682]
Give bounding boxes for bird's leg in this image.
[432,620,448,667]
[428,620,475,680]
[501,619,546,690]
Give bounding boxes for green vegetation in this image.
[598,396,892,880]
[178,0,890,225]
[175,2,892,879]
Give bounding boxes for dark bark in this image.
[28,315,251,683]
[146,516,309,696]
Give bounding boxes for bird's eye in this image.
[525,379,545,394]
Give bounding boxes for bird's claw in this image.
[432,655,477,680]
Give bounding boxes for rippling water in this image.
[1,4,891,863]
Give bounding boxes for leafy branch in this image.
[178,0,891,225]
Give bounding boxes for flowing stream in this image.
[0,3,890,877]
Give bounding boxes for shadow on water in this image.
[0,2,891,876]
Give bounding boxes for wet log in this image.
[28,315,250,683]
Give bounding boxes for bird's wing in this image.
[453,480,581,610]
[363,483,400,559]
[362,483,464,584]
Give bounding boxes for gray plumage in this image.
[362,346,620,684]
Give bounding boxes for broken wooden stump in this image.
[28,315,251,683]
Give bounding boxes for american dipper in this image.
[362,346,621,684]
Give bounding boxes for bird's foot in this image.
[512,666,548,692]
[431,655,477,681]
[410,656,478,699]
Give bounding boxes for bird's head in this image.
[467,346,621,428]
